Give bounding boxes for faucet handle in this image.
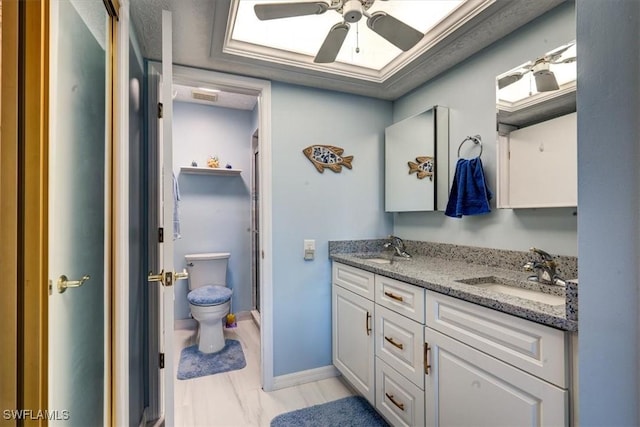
[529,247,554,262]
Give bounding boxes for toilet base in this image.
[190,300,230,354]
[197,316,226,353]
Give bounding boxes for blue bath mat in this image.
[177,339,246,380]
[270,396,389,427]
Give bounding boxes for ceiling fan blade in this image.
[534,70,559,92]
[498,72,524,90]
[366,11,423,51]
[314,22,350,63]
[254,1,330,20]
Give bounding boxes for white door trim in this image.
[114,1,131,425]
[148,63,275,393]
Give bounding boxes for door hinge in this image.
[157,102,163,119]
[158,227,164,243]
[48,280,52,295]
[159,352,165,369]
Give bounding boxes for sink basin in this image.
[457,276,565,306]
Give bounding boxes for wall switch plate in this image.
[304,239,315,260]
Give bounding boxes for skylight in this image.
[226,0,470,81]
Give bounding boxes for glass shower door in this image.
[48,0,110,424]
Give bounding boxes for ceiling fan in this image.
[498,43,576,92]
[253,0,425,63]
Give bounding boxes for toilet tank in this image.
[185,252,230,290]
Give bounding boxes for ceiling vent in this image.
[191,90,219,102]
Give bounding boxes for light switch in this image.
[304,239,315,261]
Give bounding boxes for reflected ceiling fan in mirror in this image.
[254,0,425,63]
[498,43,576,92]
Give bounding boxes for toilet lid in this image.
[188,285,232,306]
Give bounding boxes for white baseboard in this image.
[272,365,340,391]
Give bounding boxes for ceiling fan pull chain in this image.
[355,22,360,53]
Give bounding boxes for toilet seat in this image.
[187,285,232,307]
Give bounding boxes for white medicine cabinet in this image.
[385,106,449,212]
[496,41,577,209]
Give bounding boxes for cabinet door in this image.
[332,285,375,404]
[424,327,567,427]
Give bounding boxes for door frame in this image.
[15,0,121,424]
[143,63,275,400]
[0,0,20,418]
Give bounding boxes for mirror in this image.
[496,41,577,208]
[385,106,449,212]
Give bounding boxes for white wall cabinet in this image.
[497,112,577,208]
[332,264,375,404]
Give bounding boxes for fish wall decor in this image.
[302,145,354,173]
[408,156,434,181]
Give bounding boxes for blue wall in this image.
[577,1,639,424]
[270,82,393,376]
[172,102,254,319]
[392,3,578,257]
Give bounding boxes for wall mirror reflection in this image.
[496,41,577,208]
[385,106,449,212]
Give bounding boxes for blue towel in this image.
[445,157,492,218]
[173,173,182,240]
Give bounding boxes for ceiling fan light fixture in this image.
[532,61,559,92]
[343,0,363,22]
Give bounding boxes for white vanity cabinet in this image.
[332,263,375,404]
[424,291,569,427]
[332,262,572,427]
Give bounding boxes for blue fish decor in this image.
[303,145,354,173]
[408,156,434,181]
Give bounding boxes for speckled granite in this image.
[329,239,578,332]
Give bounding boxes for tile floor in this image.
[174,319,355,426]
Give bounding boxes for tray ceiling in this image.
[130,0,565,100]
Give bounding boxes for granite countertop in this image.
[330,249,578,332]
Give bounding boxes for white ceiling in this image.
[130,0,565,101]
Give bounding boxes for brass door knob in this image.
[57,274,90,294]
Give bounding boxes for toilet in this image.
[185,252,232,353]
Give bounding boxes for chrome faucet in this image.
[384,235,412,258]
[523,247,565,286]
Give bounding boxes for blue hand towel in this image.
[445,157,493,218]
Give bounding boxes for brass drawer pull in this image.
[424,342,431,375]
[385,393,405,411]
[365,311,371,336]
[384,291,404,302]
[384,336,404,350]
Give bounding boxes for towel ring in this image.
[458,135,483,158]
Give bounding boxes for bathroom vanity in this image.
[330,240,577,427]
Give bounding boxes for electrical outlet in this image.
[304,239,315,261]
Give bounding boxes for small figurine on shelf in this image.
[191,160,198,167]
[207,155,219,168]
[225,163,233,169]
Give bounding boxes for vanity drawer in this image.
[425,291,568,388]
[375,305,424,388]
[333,262,375,300]
[375,275,425,323]
[375,358,425,427]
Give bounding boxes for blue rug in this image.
[270,396,389,427]
[177,339,246,380]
